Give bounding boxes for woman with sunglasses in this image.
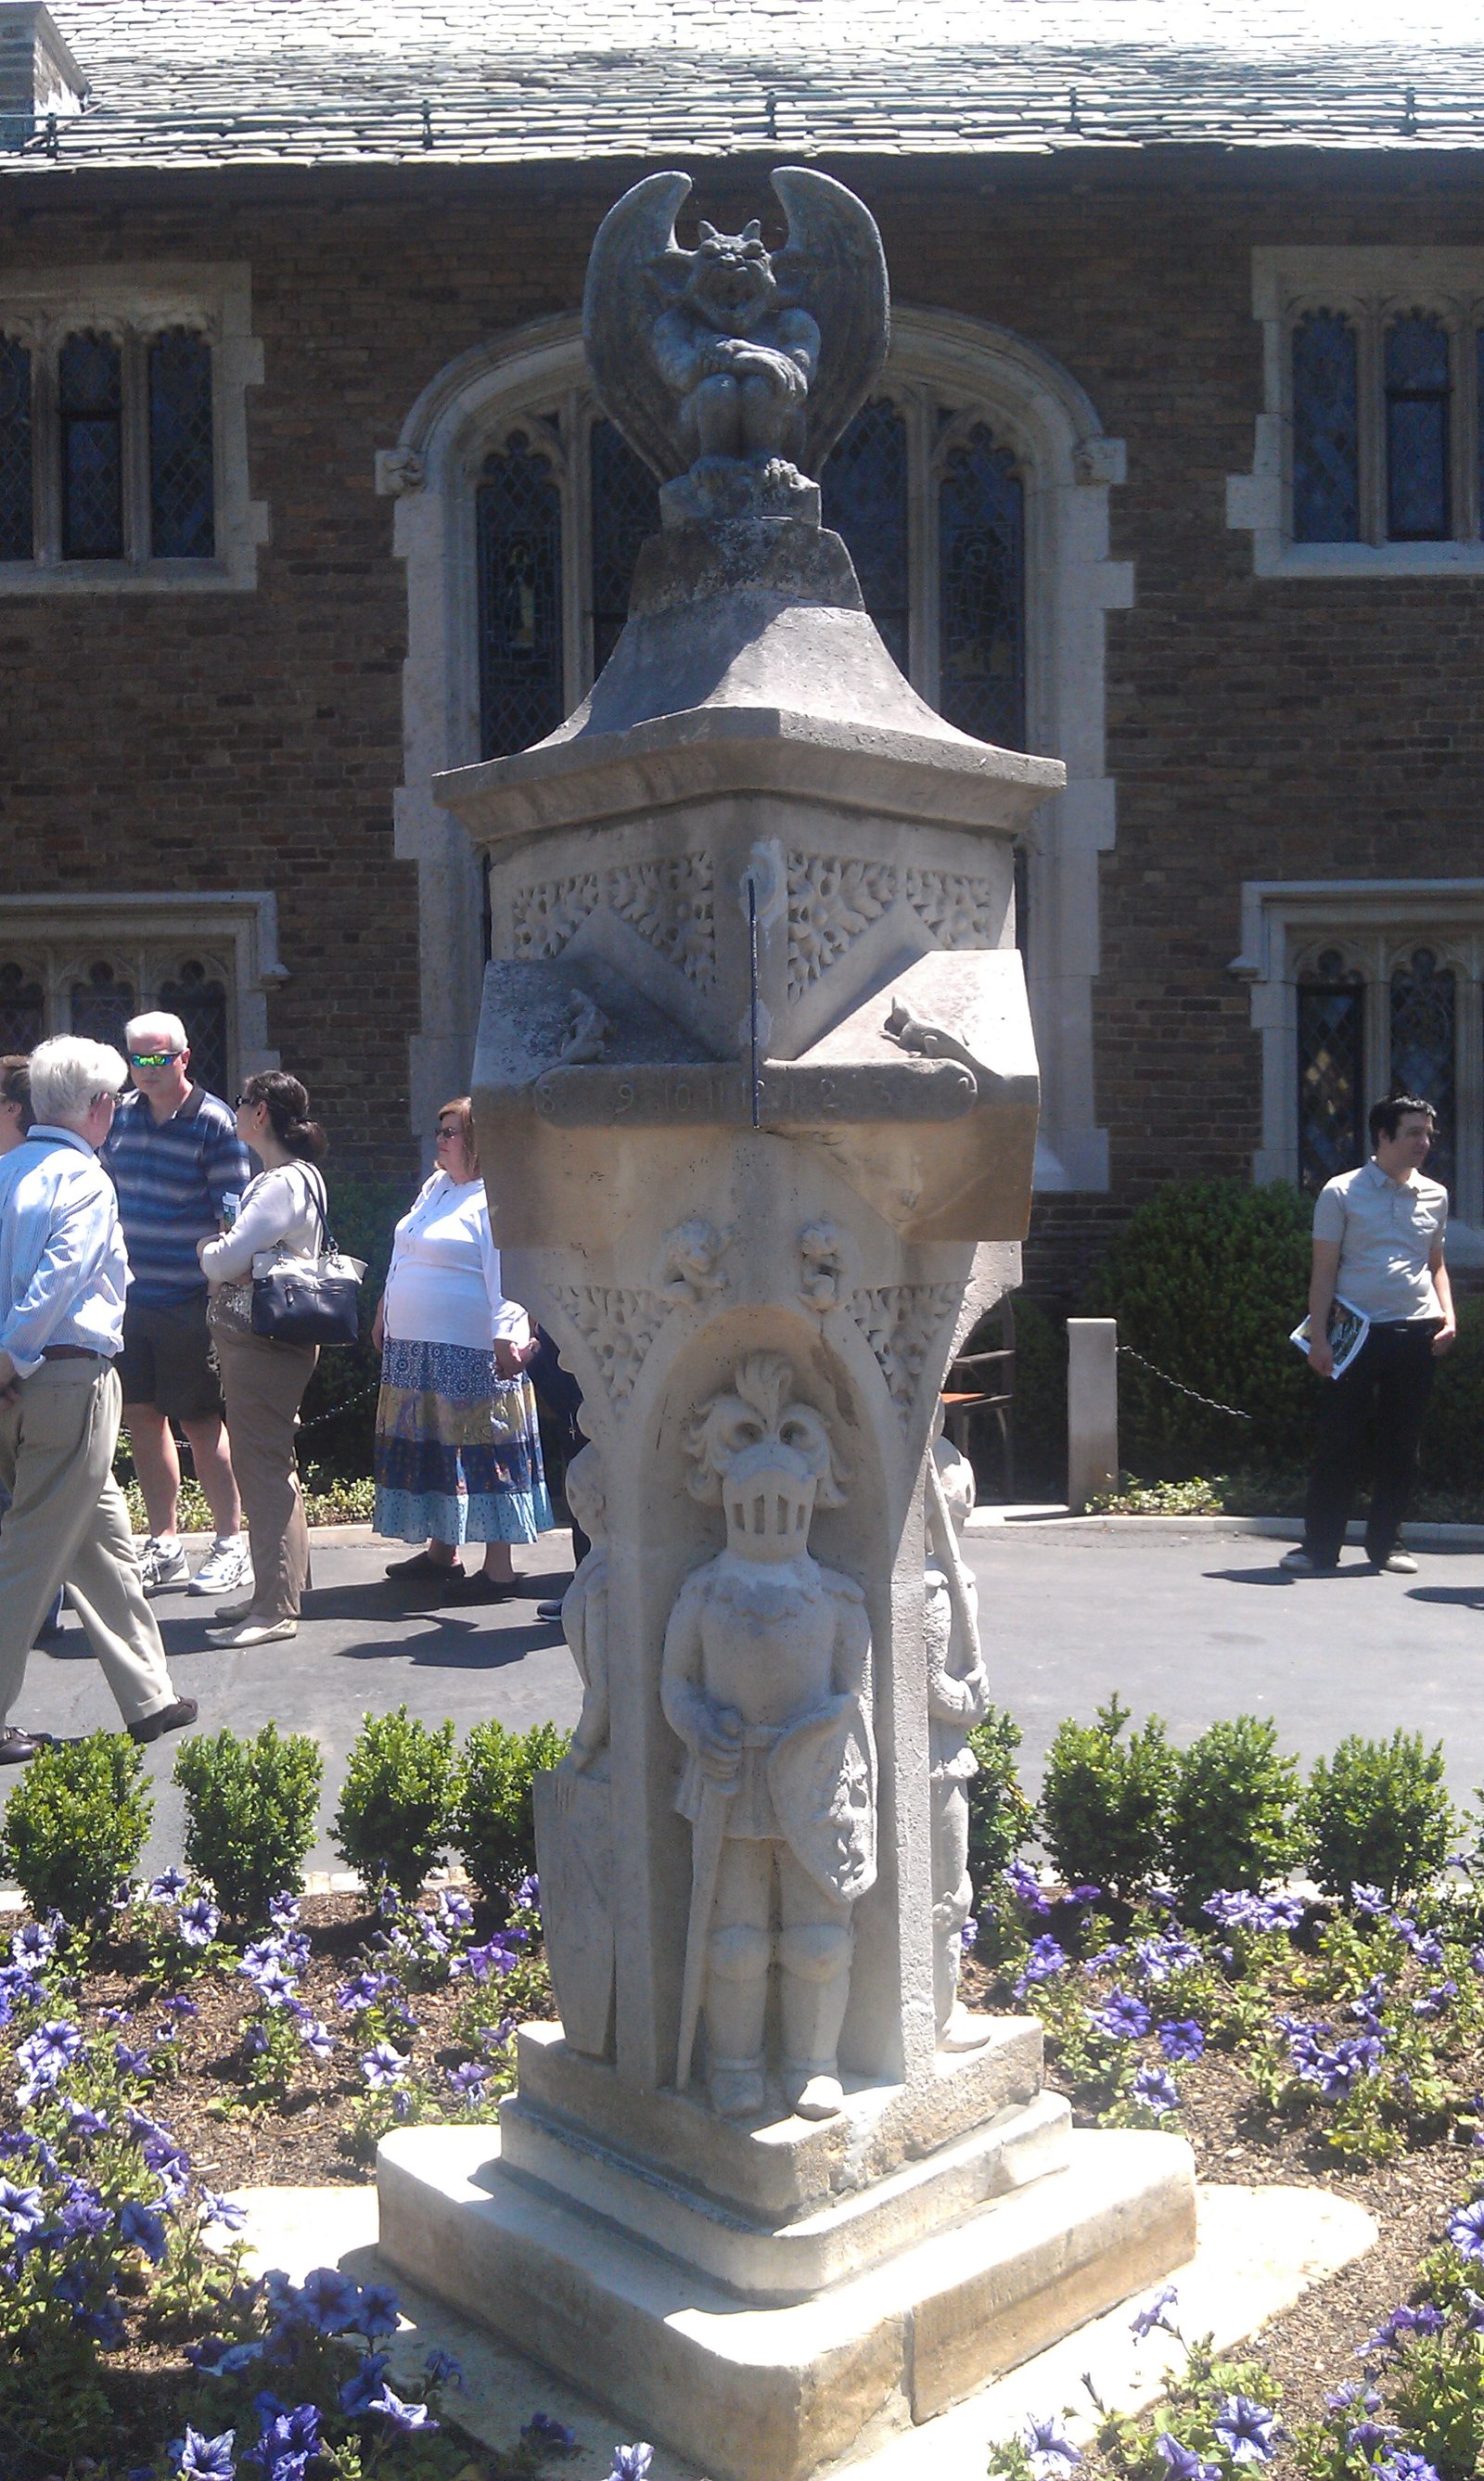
[371,1097,552,1600]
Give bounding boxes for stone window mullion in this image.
[1448,315,1476,543]
[1357,305,1386,547]
[122,326,150,565]
[31,327,60,565]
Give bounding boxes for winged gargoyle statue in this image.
[582,167,889,503]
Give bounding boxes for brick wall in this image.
[2,154,1481,1218]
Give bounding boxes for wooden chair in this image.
[940,1298,1016,1499]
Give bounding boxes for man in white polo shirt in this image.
[1285,1093,1455,1576]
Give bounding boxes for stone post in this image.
[1068,1316,1120,1511]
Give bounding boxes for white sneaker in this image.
[138,1537,190,1593]
[1372,1550,1419,1575]
[189,1537,254,1598]
[1280,1547,1338,1574]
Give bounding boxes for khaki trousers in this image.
[0,1359,174,1729]
[212,1329,317,1622]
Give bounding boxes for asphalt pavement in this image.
[4,1519,1482,1883]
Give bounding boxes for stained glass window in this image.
[822,399,910,669]
[1297,956,1364,1194]
[157,961,228,1097]
[69,960,134,1049]
[477,432,564,761]
[938,426,1025,749]
[58,331,123,559]
[589,419,660,678]
[148,329,215,559]
[1385,315,1450,542]
[1292,313,1360,544]
[0,339,32,562]
[0,963,44,1054]
[1390,947,1456,1197]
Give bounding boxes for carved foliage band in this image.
[512,857,717,986]
[850,1283,962,1416]
[787,852,997,1001]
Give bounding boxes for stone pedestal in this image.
[377,169,1196,2479]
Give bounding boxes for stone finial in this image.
[582,166,889,524]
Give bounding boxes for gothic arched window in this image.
[0,337,32,561]
[58,330,123,559]
[1385,314,1451,542]
[476,431,565,759]
[1291,310,1360,544]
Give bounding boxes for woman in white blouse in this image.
[197,1071,328,1647]
[372,1095,553,1601]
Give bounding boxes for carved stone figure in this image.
[558,992,612,1065]
[533,1445,614,2056]
[924,1429,992,2048]
[797,1218,853,1312]
[661,1353,876,2122]
[656,1218,733,1305]
[582,168,889,497]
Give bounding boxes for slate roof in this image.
[9,0,1484,173]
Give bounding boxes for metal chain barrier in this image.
[1116,1343,1254,1424]
[296,1376,380,1434]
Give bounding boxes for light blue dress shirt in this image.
[0,1125,131,1376]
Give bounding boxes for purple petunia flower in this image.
[608,2449,654,2481]
[1134,1933,1200,1984]
[1413,1981,1456,2019]
[1094,1991,1152,2042]
[11,1918,56,1965]
[177,1896,221,1950]
[1358,2303,1447,2359]
[364,2384,438,2433]
[360,2041,408,2090]
[1447,2198,1484,2259]
[1375,2456,1442,2481]
[1350,1882,1388,1916]
[1017,1936,1069,1990]
[1004,1860,1053,1919]
[1158,2020,1205,2064]
[425,2347,466,2389]
[1154,2440,1219,2481]
[354,2283,402,2339]
[0,2180,45,2236]
[521,2411,576,2448]
[1022,2414,1081,2475]
[200,2191,249,2232]
[175,2427,237,2478]
[294,2268,365,2335]
[115,2041,152,2078]
[336,1971,390,2013]
[515,1872,541,1912]
[294,2016,334,2059]
[1130,2284,1181,2343]
[16,2018,83,2089]
[121,2200,170,2264]
[339,2353,390,2416]
[148,1867,190,1901]
[1132,2065,1181,2115]
[267,1891,301,1928]
[1211,2395,1280,2464]
[959,1914,979,1951]
[447,2060,491,2096]
[437,1887,474,1929]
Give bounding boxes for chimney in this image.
[1,5,89,150]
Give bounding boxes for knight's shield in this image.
[767,1696,877,1902]
[532,1765,615,2058]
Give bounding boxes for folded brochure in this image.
[1289,1295,1370,1379]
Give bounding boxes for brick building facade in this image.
[2,1,1482,1299]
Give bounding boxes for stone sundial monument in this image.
[377,168,1196,2480]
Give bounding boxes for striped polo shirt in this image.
[101,1084,255,1308]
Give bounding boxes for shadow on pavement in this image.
[1201,1565,1377,1588]
[328,1618,559,1670]
[1409,1585,1484,1611]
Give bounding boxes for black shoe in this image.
[459,1574,521,1604]
[384,1550,465,1582]
[0,1727,41,1764]
[128,1696,199,1746]
[535,1598,566,1622]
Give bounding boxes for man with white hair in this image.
[101,1010,253,1597]
[0,1036,197,1762]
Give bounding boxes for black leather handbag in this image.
[250,1170,365,1347]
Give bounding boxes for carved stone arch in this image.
[1293,936,1368,984]
[1385,931,1470,981]
[383,305,1127,1194]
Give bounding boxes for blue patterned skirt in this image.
[373,1336,554,1546]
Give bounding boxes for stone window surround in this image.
[378,307,1131,1191]
[0,889,287,1083]
[0,262,267,593]
[1228,248,1484,578]
[1230,877,1484,1264]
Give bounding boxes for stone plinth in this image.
[377,2121,1196,2481]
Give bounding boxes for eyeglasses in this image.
[234,1093,262,1111]
[434,1125,460,1142]
[128,1051,181,1069]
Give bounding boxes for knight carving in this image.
[925,1426,992,2048]
[661,1353,876,2122]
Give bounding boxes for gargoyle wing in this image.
[771,166,889,479]
[582,170,695,484]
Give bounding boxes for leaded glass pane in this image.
[589,418,659,677]
[1390,947,1456,1197]
[0,963,44,1054]
[157,963,228,1098]
[59,331,123,559]
[822,399,909,670]
[148,329,215,559]
[69,961,134,1049]
[1298,976,1364,1194]
[1385,314,1450,542]
[938,425,1025,749]
[1292,312,1359,544]
[477,432,564,760]
[0,339,32,561]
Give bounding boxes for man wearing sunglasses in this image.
[100,1014,253,1597]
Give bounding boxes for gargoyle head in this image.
[686,219,779,329]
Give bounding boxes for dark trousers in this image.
[528,1326,590,1566]
[1304,1320,1439,1567]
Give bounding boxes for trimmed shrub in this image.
[1306,1730,1455,1900]
[454,1718,571,1901]
[1166,1715,1302,1914]
[965,1706,1035,1891]
[174,1725,324,1925]
[332,1705,458,1900]
[1081,1177,1312,1476]
[0,1732,151,1927]
[1039,1694,1177,1900]
[1420,1294,1484,1504]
